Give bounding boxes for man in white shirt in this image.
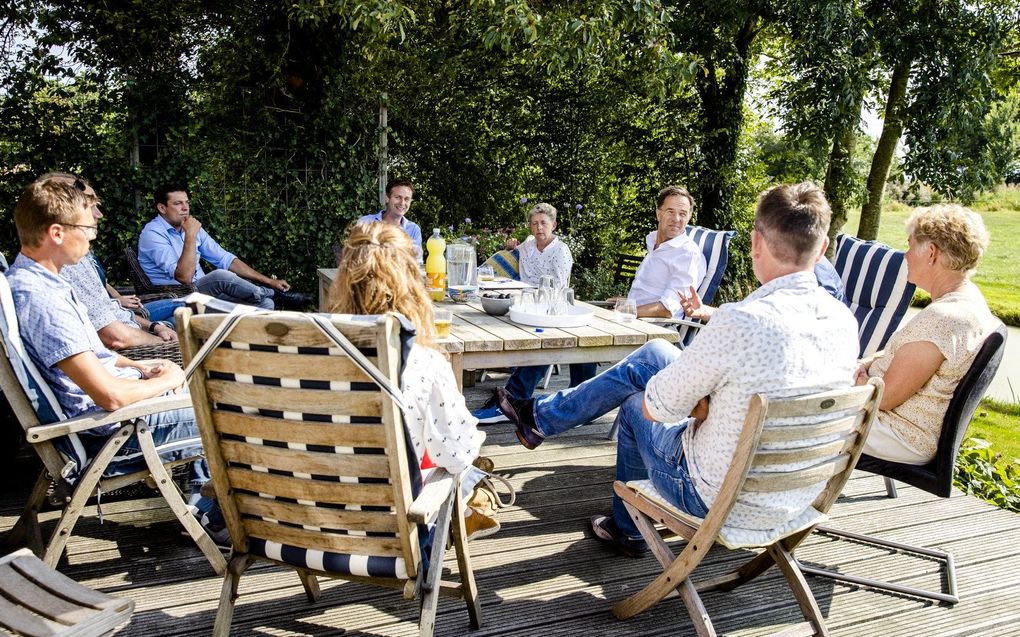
[611,186,707,318]
[496,182,859,557]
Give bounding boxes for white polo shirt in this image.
[627,231,707,318]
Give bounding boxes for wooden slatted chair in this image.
[612,380,883,636]
[0,274,226,575]
[0,548,134,636]
[178,309,482,637]
[612,253,644,285]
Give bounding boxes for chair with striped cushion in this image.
[833,234,916,357]
[482,249,520,280]
[679,225,736,345]
[178,309,481,637]
[0,275,225,575]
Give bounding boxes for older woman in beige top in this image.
[856,204,1001,464]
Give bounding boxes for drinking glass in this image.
[478,264,495,282]
[434,308,453,338]
[519,290,536,313]
[614,298,638,322]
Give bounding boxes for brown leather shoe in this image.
[496,387,543,450]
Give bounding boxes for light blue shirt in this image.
[6,254,141,423]
[357,211,423,259]
[138,215,236,285]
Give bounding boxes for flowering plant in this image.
[442,218,517,261]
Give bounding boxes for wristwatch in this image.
[148,321,171,334]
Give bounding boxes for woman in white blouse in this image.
[507,203,573,287]
[328,223,497,538]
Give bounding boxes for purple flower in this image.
[447,225,454,233]
[520,196,528,203]
[575,203,583,211]
[464,217,472,225]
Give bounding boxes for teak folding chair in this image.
[0,548,134,636]
[612,380,883,636]
[0,275,225,575]
[178,309,481,637]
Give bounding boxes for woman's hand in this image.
[504,238,520,250]
[117,294,142,310]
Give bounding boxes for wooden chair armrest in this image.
[407,471,457,524]
[25,394,194,442]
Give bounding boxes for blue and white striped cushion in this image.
[484,249,521,281]
[0,275,91,476]
[834,235,916,357]
[679,226,736,346]
[249,537,408,579]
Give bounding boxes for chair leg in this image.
[0,471,49,557]
[769,543,829,637]
[419,489,455,637]
[135,423,227,575]
[213,553,253,637]
[606,420,619,441]
[883,477,898,498]
[612,500,716,636]
[296,569,321,602]
[797,525,958,605]
[43,426,133,567]
[451,486,482,629]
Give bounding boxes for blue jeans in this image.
[196,269,274,309]
[144,298,185,326]
[532,339,706,539]
[612,396,708,538]
[83,403,209,490]
[533,339,679,436]
[505,363,600,400]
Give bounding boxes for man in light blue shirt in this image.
[357,178,423,260]
[138,184,311,309]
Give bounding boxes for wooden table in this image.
[316,268,679,387]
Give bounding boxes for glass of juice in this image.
[434,308,453,338]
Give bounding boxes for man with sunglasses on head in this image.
[41,174,180,353]
[138,184,312,309]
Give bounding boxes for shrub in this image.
[954,435,1020,513]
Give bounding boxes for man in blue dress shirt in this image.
[138,184,311,309]
[357,178,423,260]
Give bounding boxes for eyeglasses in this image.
[72,178,87,192]
[61,223,99,239]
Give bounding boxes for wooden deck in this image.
[3,370,1019,636]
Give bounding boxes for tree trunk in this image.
[693,14,759,231]
[858,60,910,240]
[823,90,864,255]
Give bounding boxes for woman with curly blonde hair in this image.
[328,223,497,539]
[856,204,1002,464]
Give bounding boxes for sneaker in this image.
[588,515,647,558]
[472,403,510,424]
[496,387,543,450]
[464,507,501,541]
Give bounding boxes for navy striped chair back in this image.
[834,234,916,357]
[180,309,480,636]
[679,225,736,346]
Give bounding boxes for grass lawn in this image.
[971,400,1020,462]
[843,185,1020,325]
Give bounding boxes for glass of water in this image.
[614,298,638,322]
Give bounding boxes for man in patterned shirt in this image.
[496,182,860,556]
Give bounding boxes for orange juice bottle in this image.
[425,229,447,301]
